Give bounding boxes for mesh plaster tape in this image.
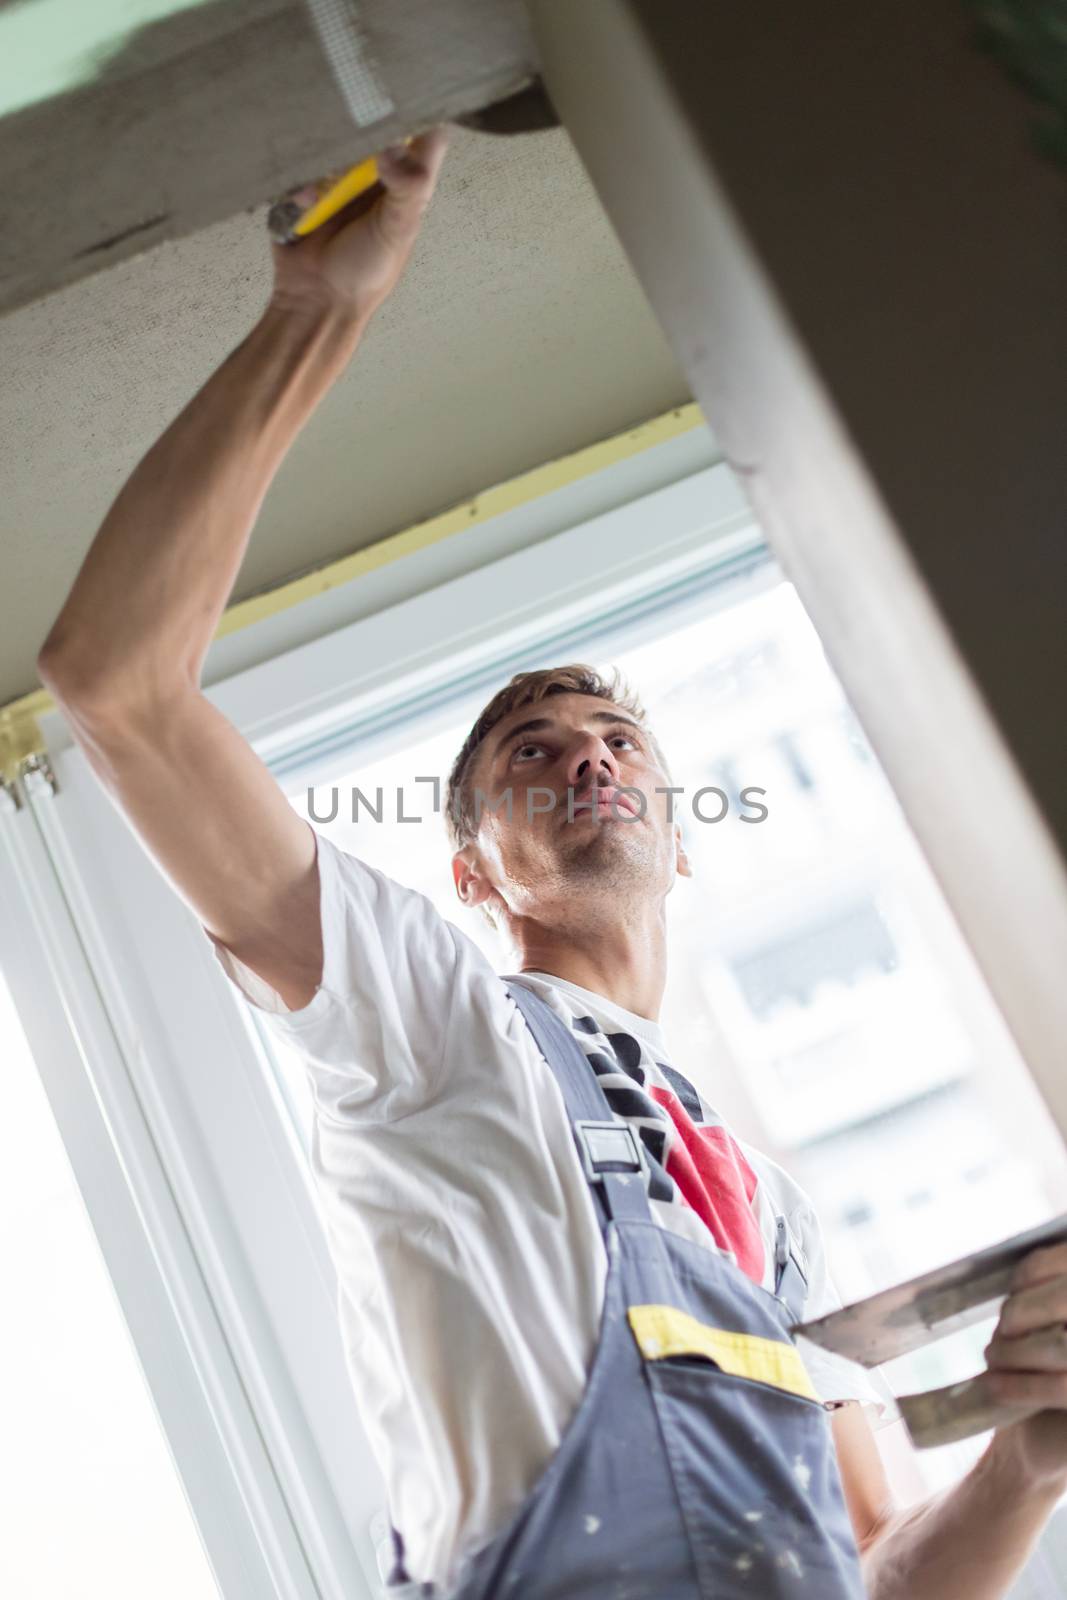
[304,0,394,126]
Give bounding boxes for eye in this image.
[609,734,638,751]
[512,741,548,763]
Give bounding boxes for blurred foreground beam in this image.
[528,1,1067,1131]
[0,0,537,314]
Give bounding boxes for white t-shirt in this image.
[208,826,892,1590]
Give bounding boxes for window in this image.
[730,903,899,1020]
[0,971,218,1600]
[257,567,1067,1511]
[27,441,1060,1593]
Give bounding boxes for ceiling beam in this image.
[0,0,537,314]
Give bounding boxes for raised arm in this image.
[37,133,448,1011]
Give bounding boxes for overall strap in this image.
[506,980,652,1228]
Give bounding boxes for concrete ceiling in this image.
[0,125,689,707]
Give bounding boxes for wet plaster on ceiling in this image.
[0,127,690,707]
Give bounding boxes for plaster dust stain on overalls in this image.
[389,981,868,1600]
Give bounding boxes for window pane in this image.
[0,972,220,1600]
[256,568,1067,1526]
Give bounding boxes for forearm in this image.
[863,1431,1064,1600]
[40,300,364,700]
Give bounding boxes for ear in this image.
[452,848,496,908]
[674,823,693,880]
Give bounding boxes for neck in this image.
[512,899,668,1022]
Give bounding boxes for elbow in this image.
[36,631,73,692]
[37,633,118,723]
[37,633,82,704]
[38,634,189,733]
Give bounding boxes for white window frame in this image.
[0,763,318,1600]
[1,439,767,1600]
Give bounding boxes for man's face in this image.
[452,692,690,925]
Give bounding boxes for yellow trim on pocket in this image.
[628,1305,820,1402]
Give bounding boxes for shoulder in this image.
[314,829,443,928]
[311,829,484,991]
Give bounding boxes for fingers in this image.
[996,1275,1067,1339]
[984,1252,1067,1406]
[309,181,384,246]
[277,128,448,254]
[377,127,449,198]
[1011,1243,1067,1291]
[316,129,447,249]
[987,1324,1067,1374]
[371,129,448,256]
[979,1253,1067,1442]
[984,1367,1067,1409]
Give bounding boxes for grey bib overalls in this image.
[390,980,868,1598]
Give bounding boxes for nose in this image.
[565,731,620,793]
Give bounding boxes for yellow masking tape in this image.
[0,405,707,728]
[628,1305,820,1402]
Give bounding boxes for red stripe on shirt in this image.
[648,1085,765,1283]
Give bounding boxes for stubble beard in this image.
[497,815,668,932]
[554,815,664,905]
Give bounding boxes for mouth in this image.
[567,786,639,821]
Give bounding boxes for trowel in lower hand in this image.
[794,1213,1067,1447]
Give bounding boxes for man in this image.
[37,129,1067,1598]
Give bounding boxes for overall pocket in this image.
[631,1306,866,1599]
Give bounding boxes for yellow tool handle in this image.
[269,139,414,244]
[291,155,381,237]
